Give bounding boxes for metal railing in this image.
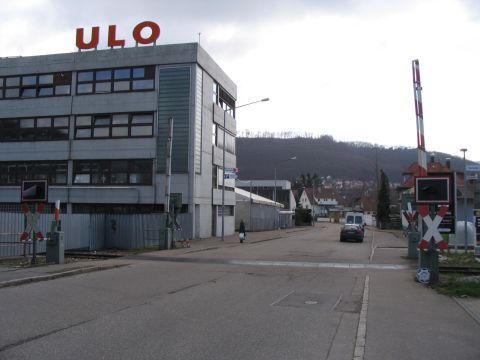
[0,232,36,257]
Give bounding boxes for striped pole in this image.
[54,200,61,222]
[412,59,427,176]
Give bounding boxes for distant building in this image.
[235,188,292,231]
[235,180,296,211]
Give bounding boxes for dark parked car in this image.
[340,224,364,242]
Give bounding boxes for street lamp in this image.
[221,98,269,241]
[274,156,297,229]
[460,148,468,253]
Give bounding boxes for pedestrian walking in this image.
[239,220,246,243]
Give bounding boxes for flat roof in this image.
[0,43,236,98]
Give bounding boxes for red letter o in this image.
[132,21,160,45]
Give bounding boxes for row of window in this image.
[73,159,152,185]
[75,113,153,139]
[0,159,153,186]
[0,162,67,185]
[0,113,154,141]
[0,66,154,100]
[76,66,155,94]
[0,72,71,99]
[0,116,69,141]
[0,203,189,214]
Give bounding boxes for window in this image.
[74,112,153,139]
[76,66,155,95]
[216,127,236,154]
[212,124,217,145]
[0,161,67,185]
[213,82,235,117]
[212,82,218,103]
[218,205,234,216]
[73,159,152,185]
[72,203,164,214]
[0,72,71,100]
[0,116,69,142]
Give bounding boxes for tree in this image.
[376,169,390,228]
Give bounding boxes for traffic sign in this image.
[224,173,238,179]
[417,205,449,251]
[21,180,48,202]
[20,203,45,241]
[466,164,480,172]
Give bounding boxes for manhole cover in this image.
[273,292,337,310]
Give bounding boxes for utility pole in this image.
[164,117,173,249]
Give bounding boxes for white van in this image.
[345,211,365,231]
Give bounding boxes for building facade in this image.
[0,43,237,239]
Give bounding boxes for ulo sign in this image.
[76,21,160,50]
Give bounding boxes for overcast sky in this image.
[2,0,479,161]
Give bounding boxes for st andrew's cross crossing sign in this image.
[20,203,45,242]
[417,205,449,251]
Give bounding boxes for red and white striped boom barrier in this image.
[412,59,427,176]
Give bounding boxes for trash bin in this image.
[407,231,420,259]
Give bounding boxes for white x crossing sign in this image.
[417,205,449,250]
[20,203,45,242]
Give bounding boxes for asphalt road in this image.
[0,223,479,360]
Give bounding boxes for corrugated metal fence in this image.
[0,212,192,257]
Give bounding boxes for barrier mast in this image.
[412,59,428,176]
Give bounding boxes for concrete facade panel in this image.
[212,189,235,206]
[0,97,73,118]
[0,141,70,161]
[70,138,156,160]
[68,187,153,204]
[72,92,157,115]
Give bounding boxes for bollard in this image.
[407,231,420,259]
[46,231,65,264]
[418,240,439,284]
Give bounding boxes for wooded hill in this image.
[236,135,465,183]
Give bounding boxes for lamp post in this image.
[274,156,296,229]
[221,98,269,241]
[460,148,468,253]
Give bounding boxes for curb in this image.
[0,264,127,289]
[453,297,480,326]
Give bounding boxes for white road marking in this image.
[229,259,409,270]
[369,228,376,262]
[353,275,370,360]
[270,290,295,306]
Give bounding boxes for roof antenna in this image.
[198,32,201,45]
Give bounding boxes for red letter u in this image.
[76,27,100,50]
